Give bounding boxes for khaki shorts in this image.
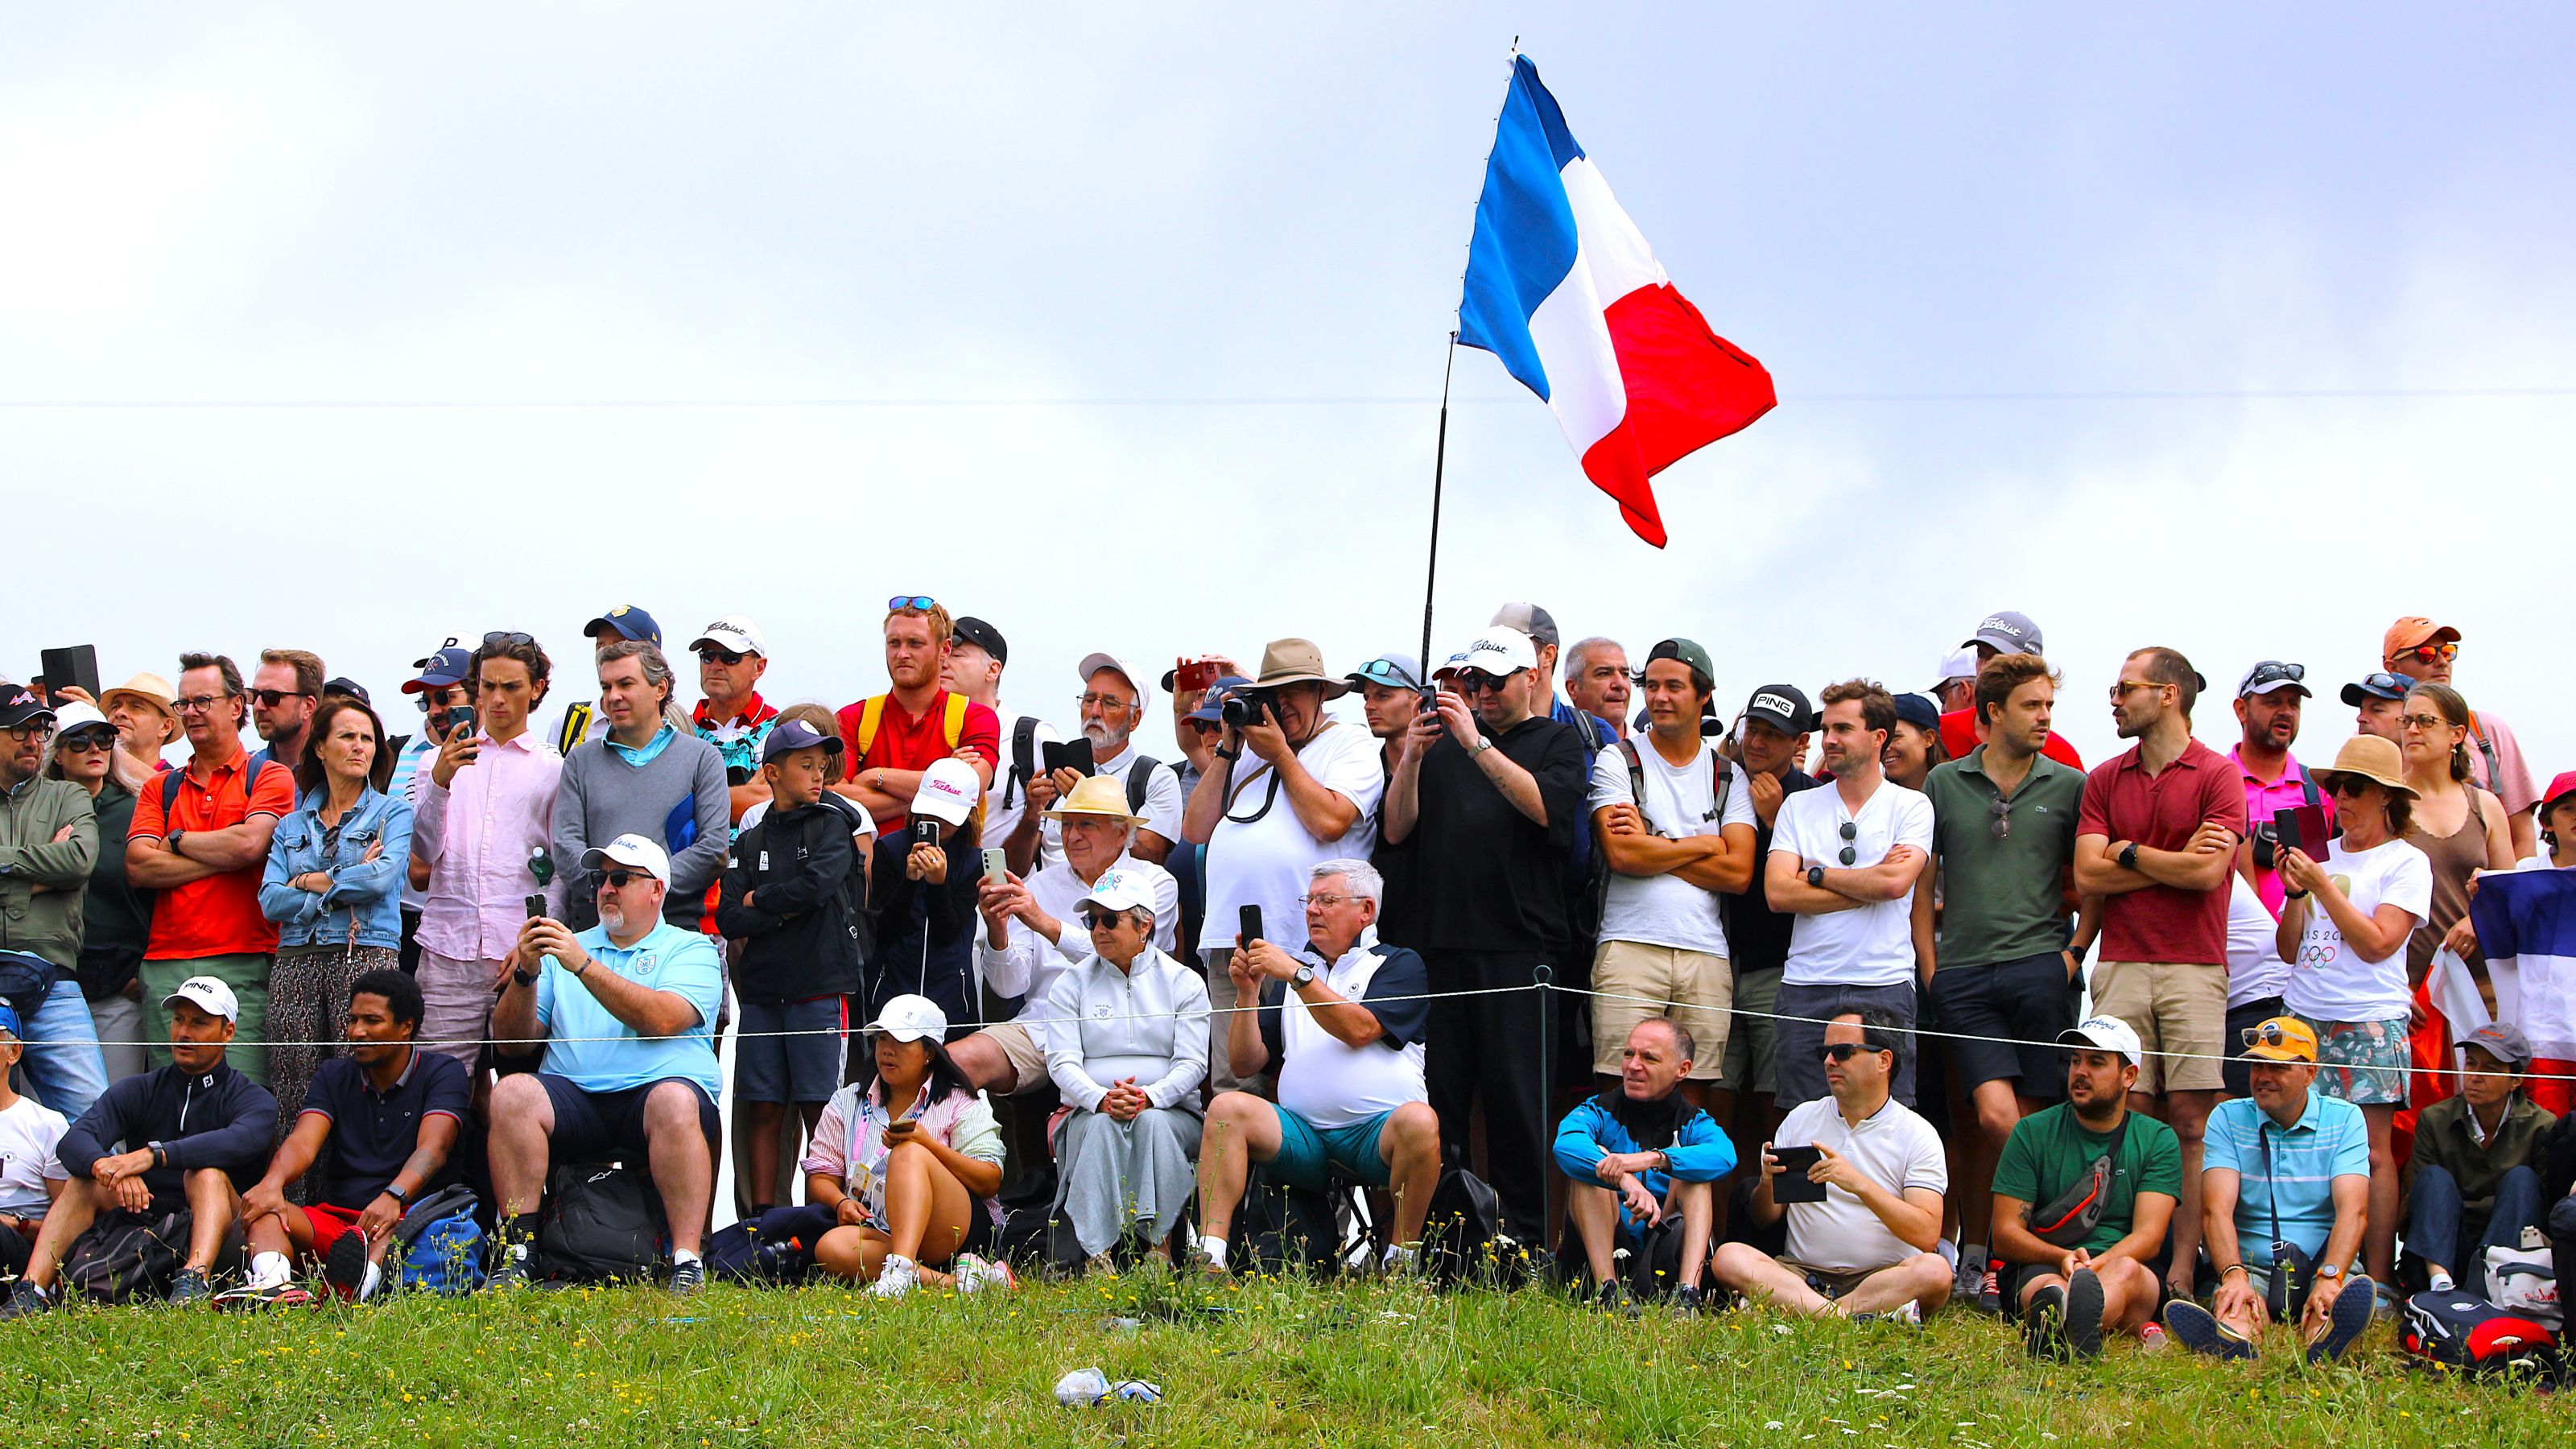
[978,1022,1051,1095]
[1591,939,1731,1080]
[1777,1257,1882,1301]
[2091,959,2226,1095]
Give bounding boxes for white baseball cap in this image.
[1077,653,1152,716]
[864,993,948,1043]
[1079,868,1158,917]
[1927,645,1980,691]
[2058,1015,2144,1063]
[48,701,111,737]
[579,832,672,881]
[688,615,767,658]
[163,975,241,1024]
[910,757,980,827]
[1452,626,1538,677]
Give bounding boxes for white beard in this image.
[597,904,627,936]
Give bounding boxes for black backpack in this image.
[535,1164,667,1284]
[704,1203,830,1285]
[1236,1162,1349,1278]
[1420,1166,1506,1286]
[2399,1290,2561,1378]
[61,1209,190,1303]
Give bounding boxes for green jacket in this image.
[2405,1092,2557,1231]
[0,775,99,972]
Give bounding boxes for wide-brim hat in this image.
[99,671,176,720]
[1251,638,1348,699]
[1044,773,1148,826]
[2313,734,2416,799]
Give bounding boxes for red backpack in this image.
[2398,1290,2559,1380]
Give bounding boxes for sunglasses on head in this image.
[482,630,535,650]
[1837,819,1858,865]
[887,595,938,612]
[696,646,747,666]
[249,688,312,708]
[2240,1022,2302,1051]
[1819,1042,1888,1063]
[2396,642,2458,665]
[2241,662,2305,691]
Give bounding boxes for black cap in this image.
[0,686,56,730]
[2340,671,2409,708]
[1891,692,1941,733]
[951,616,1007,667]
[1742,684,1811,736]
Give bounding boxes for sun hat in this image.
[99,671,177,721]
[1044,774,1149,826]
[1249,639,1349,700]
[2312,734,2416,799]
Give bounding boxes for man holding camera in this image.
[1183,639,1383,1096]
[2230,661,2327,916]
[1383,625,1588,1246]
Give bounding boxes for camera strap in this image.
[1220,721,1329,828]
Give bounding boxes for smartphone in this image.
[1239,904,1263,948]
[1063,737,1096,777]
[39,646,100,705]
[912,819,940,849]
[1174,658,1220,695]
[524,893,548,920]
[1768,1145,1827,1203]
[981,848,1009,886]
[446,704,477,740]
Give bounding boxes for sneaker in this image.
[0,1281,52,1320]
[325,1232,372,1300]
[1851,1301,1924,1327]
[871,1253,919,1300]
[1954,1250,1987,1311]
[955,1253,1016,1295]
[2062,1267,2104,1360]
[1976,1261,2002,1315]
[2307,1274,2376,1364]
[2162,1300,2255,1361]
[667,1257,705,1295]
[483,1243,534,1292]
[165,1269,213,1307]
[2021,1283,2069,1359]
[1672,1284,1705,1318]
[1594,1279,1638,1317]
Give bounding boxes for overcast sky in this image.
[6,6,2570,774]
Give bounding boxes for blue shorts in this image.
[736,996,846,1104]
[1269,1107,1394,1192]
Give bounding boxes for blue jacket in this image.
[1554,1092,1737,1237]
[259,786,415,951]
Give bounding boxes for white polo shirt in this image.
[1774,1092,1947,1274]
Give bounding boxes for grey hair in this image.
[1564,636,1624,681]
[1311,857,1382,908]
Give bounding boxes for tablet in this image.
[1769,1144,1827,1203]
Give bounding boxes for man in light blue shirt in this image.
[2165,1015,2375,1362]
[485,834,724,1293]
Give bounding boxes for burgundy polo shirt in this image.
[2077,738,2247,964]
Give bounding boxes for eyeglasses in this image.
[601,869,649,890]
[2394,642,2458,665]
[1454,671,1517,695]
[58,730,118,753]
[1988,797,2013,840]
[3,723,51,741]
[1075,692,1135,711]
[481,631,535,650]
[2397,712,2447,733]
[174,693,230,715]
[2240,662,2305,691]
[248,688,312,708]
[1296,892,1354,910]
[887,595,938,612]
[1078,908,1127,931]
[1837,819,1858,865]
[696,646,747,667]
[2323,775,2376,799]
[1818,1042,1888,1063]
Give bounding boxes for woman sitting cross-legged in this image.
[1042,870,1210,1269]
[804,994,1014,1298]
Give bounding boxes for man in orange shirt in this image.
[124,654,294,1083]
[835,599,1000,836]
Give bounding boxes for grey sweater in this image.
[551,729,731,931]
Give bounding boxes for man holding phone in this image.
[1711,1010,1951,1320]
[2230,660,2330,915]
[1022,654,1183,871]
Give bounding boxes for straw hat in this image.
[1043,773,1148,827]
[99,671,176,722]
[2313,734,2416,799]
[1250,638,1349,700]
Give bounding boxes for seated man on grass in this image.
[1711,1010,1951,1321]
[2163,1016,2376,1364]
[1555,1017,1736,1313]
[0,977,278,1315]
[1990,1016,2179,1359]
[222,969,470,1307]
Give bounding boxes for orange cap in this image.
[2383,617,2460,663]
[2242,1016,2319,1064]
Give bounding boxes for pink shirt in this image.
[412,732,562,962]
[2233,745,2334,916]
[2467,709,2539,815]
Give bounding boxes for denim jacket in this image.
[260,786,415,951]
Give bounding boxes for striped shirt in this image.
[2202,1088,2369,1259]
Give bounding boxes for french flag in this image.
[2471,869,2576,1067]
[1458,56,1775,548]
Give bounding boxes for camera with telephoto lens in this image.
[1221,687,1278,731]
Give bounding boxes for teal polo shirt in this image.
[1925,745,2086,967]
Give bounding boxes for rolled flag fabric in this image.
[1458,56,1775,548]
[2469,868,2575,1064]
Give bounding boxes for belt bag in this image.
[2027,1114,2130,1249]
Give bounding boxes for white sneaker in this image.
[871,1253,919,1299]
[956,1253,1017,1295]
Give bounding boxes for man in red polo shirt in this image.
[123,653,295,1083]
[2073,645,2246,1299]
[1934,612,2083,771]
[836,599,1000,836]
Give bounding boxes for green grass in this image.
[3,1270,2568,1447]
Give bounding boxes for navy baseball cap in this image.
[402,645,473,695]
[762,718,844,763]
[1891,692,1942,733]
[951,616,1007,666]
[2339,671,2409,708]
[584,605,662,646]
[1184,675,1255,724]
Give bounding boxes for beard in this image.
[598,904,627,935]
[1082,720,1130,752]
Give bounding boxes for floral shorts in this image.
[2300,1015,2410,1105]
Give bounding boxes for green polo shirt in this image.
[1926,744,2086,967]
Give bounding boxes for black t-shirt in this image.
[1369,742,1421,949]
[1405,716,1588,951]
[1722,766,1822,976]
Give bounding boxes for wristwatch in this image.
[512,964,540,987]
[2317,1264,2344,1281]
[2117,841,2140,872]
[1468,737,1492,756]
[1290,965,1316,989]
[148,1141,168,1169]
[1806,865,1826,890]
[384,1183,411,1207]
[166,829,187,857]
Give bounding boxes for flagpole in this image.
[1418,332,1458,677]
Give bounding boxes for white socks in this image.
[1199,1236,1228,1270]
[249,1252,292,1290]
[672,1248,702,1267]
[2429,1269,2455,1292]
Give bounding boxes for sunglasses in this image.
[601,869,650,890]
[2396,712,2448,733]
[2323,775,2377,799]
[2107,679,2165,701]
[1453,671,1517,695]
[1988,796,2012,840]
[58,730,118,753]
[1819,1042,1889,1063]
[2394,642,2458,665]
[481,631,535,649]
[2351,671,2408,698]
[1078,908,1127,931]
[696,646,748,667]
[887,595,938,612]
[2240,1022,2306,1051]
[249,688,312,708]
[1837,819,1858,865]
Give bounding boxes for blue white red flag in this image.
[1458,56,1774,548]
[2470,868,2576,1063]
